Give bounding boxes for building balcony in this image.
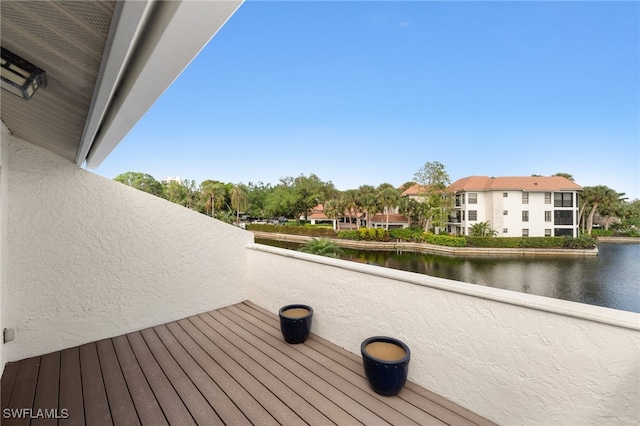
[1,301,493,425]
[2,237,638,425]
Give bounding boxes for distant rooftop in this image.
[450,176,582,192]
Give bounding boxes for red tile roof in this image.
[369,213,410,223]
[449,176,582,192]
[402,183,428,196]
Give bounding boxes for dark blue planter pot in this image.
[279,304,313,344]
[361,336,411,396]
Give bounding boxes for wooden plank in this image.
[165,322,279,426]
[59,347,85,426]
[217,307,427,425]
[153,324,250,426]
[232,304,470,426]
[242,300,497,426]
[139,328,223,425]
[112,335,168,426]
[190,314,331,425]
[126,332,196,426]
[3,356,40,426]
[212,308,389,426]
[96,339,141,426]
[200,310,362,424]
[31,352,60,426]
[79,343,112,426]
[1,362,20,410]
[177,318,304,426]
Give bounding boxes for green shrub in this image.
[337,228,389,241]
[465,237,567,248]
[357,228,388,241]
[624,229,640,238]
[591,229,613,237]
[424,234,467,247]
[337,230,360,240]
[247,224,337,238]
[389,227,426,242]
[299,238,343,258]
[563,235,597,249]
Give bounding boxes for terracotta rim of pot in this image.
[279,304,313,319]
[361,336,411,364]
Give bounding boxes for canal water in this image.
[255,239,640,313]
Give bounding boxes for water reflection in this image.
[256,239,639,313]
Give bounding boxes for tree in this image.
[114,172,163,196]
[164,181,188,205]
[341,189,359,228]
[357,185,378,229]
[398,196,421,227]
[323,199,342,230]
[200,180,226,217]
[246,181,272,218]
[618,199,640,227]
[553,172,575,181]
[413,161,452,232]
[377,183,400,230]
[581,185,624,234]
[470,221,497,237]
[270,174,334,223]
[231,184,249,224]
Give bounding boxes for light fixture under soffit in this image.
[1,47,47,101]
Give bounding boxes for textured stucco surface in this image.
[247,244,640,426]
[0,124,9,374]
[2,134,252,362]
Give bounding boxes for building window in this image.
[522,229,529,237]
[545,229,552,236]
[554,210,573,225]
[468,193,478,204]
[522,211,529,222]
[503,192,508,198]
[522,193,529,204]
[503,228,508,234]
[554,228,573,237]
[554,192,573,207]
[503,210,508,216]
[462,210,465,220]
[455,195,461,207]
[468,210,478,221]
[545,211,551,222]
[545,192,551,204]
[467,227,472,235]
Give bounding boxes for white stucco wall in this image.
[2,133,253,362]
[247,244,640,426]
[0,124,9,374]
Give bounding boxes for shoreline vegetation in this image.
[250,229,603,257]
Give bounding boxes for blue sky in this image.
[93,1,640,199]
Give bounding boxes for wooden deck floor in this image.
[1,301,495,426]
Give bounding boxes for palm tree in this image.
[231,184,249,224]
[341,189,359,229]
[357,185,378,229]
[398,196,417,227]
[201,182,226,217]
[582,185,623,234]
[377,183,400,230]
[323,199,341,230]
[299,238,342,258]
